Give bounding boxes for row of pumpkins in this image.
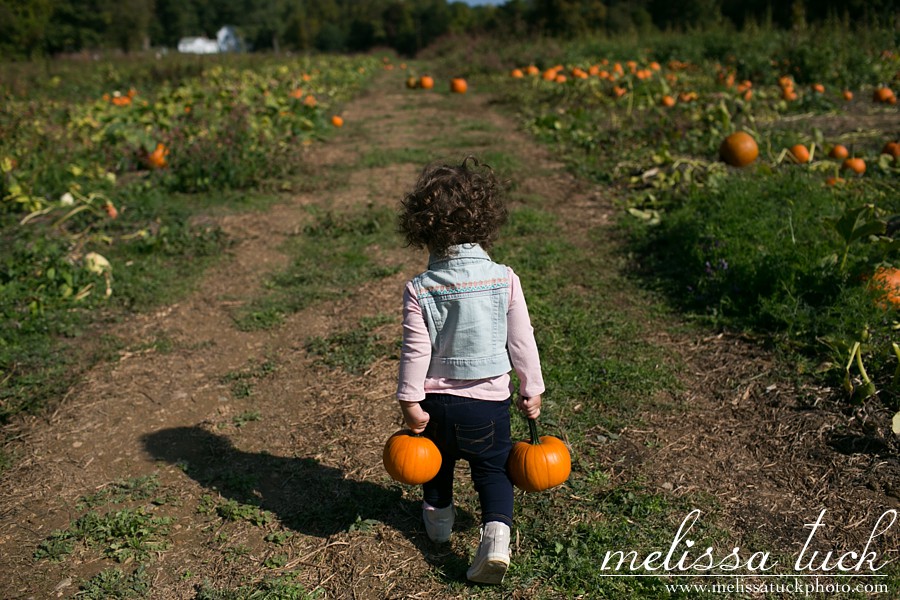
[383,418,571,493]
[406,75,468,94]
[719,131,900,174]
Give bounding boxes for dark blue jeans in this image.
[420,393,513,527]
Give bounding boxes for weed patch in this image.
[221,359,278,399]
[34,507,171,563]
[77,566,151,599]
[77,474,163,509]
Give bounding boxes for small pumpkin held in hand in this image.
[508,419,571,492]
[383,430,441,485]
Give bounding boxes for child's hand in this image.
[517,395,542,419]
[400,401,430,434]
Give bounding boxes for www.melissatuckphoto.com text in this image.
[662,578,889,596]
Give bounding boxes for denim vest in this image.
[411,244,512,380]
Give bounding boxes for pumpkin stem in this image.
[527,418,541,446]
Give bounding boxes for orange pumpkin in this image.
[508,419,571,493]
[719,131,759,167]
[881,142,900,160]
[147,143,169,169]
[842,157,866,175]
[331,115,344,127]
[383,430,441,485]
[789,144,810,164]
[842,89,854,101]
[510,68,524,78]
[871,267,900,307]
[829,144,849,160]
[660,95,676,107]
[873,86,895,103]
[450,78,467,93]
[419,76,434,90]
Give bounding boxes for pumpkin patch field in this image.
[2,26,900,600]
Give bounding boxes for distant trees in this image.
[1,0,897,59]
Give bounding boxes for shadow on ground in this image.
[142,425,475,580]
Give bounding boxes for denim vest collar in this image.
[427,243,491,268]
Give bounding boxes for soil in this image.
[1,70,898,600]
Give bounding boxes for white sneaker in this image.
[466,521,510,584]
[422,502,455,543]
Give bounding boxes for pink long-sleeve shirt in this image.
[397,266,545,403]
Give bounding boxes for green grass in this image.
[359,147,433,168]
[494,204,677,433]
[305,314,397,374]
[626,168,900,403]
[233,204,403,331]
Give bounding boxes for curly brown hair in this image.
[398,156,508,257]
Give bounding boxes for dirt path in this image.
[1,69,898,599]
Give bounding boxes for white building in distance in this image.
[177,26,242,54]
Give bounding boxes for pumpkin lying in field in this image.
[383,430,441,485]
[508,419,571,492]
[719,131,758,167]
[870,267,900,308]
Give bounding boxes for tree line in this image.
[1,0,897,59]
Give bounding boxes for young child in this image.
[396,156,544,585]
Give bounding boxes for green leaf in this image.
[833,204,887,245]
[833,205,869,244]
[851,220,888,243]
